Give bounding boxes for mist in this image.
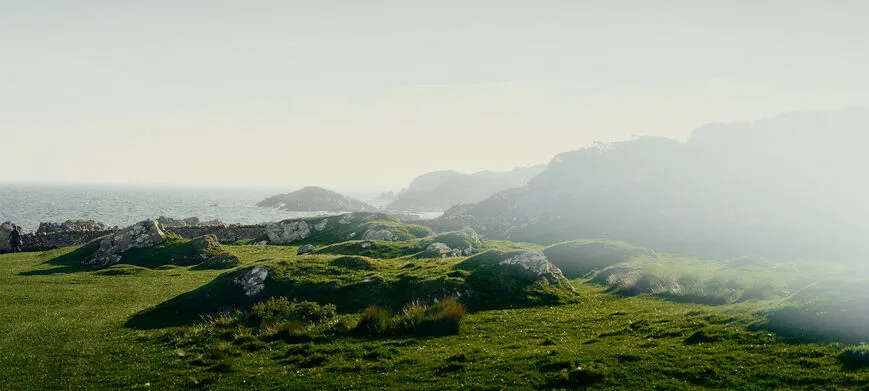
[3,1,869,389]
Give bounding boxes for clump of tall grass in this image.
[355,297,466,337]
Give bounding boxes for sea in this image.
[0,183,424,233]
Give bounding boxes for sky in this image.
[2,1,868,188]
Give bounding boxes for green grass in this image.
[2,242,869,390]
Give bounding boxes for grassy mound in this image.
[267,213,432,246]
[542,239,653,278]
[117,235,235,269]
[588,254,796,306]
[454,250,578,309]
[759,280,869,344]
[313,230,483,259]
[129,248,579,328]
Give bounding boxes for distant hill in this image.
[257,186,375,212]
[387,165,545,212]
[426,109,869,260]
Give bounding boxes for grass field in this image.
[1,242,869,390]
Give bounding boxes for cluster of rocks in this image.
[36,219,110,234]
[85,220,167,269]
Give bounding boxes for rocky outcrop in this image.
[265,220,311,244]
[85,220,167,269]
[36,220,108,234]
[499,251,571,288]
[297,244,315,255]
[361,227,395,241]
[233,266,269,297]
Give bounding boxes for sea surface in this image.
[0,183,413,233]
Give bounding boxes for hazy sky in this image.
[2,1,867,188]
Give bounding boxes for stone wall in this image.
[20,230,118,252]
[3,224,269,253]
[164,224,267,243]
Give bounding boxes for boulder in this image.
[426,242,452,253]
[265,220,311,244]
[362,227,395,241]
[297,244,316,255]
[233,266,269,297]
[85,220,167,269]
[499,251,572,288]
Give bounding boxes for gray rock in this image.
[360,241,373,248]
[362,227,395,241]
[85,220,167,269]
[233,266,269,296]
[499,250,571,288]
[265,220,311,244]
[297,244,316,255]
[426,242,452,253]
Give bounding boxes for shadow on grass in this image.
[18,241,100,276]
[125,275,250,330]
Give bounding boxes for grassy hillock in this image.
[128,247,578,329]
[312,230,486,259]
[543,239,654,278]
[267,213,433,246]
[44,234,239,271]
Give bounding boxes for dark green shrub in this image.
[249,297,337,326]
[839,346,869,368]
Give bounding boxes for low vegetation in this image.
[3,229,869,389]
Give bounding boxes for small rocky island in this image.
[257,186,375,212]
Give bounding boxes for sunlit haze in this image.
[2,1,868,187]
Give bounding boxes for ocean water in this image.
[0,184,385,233]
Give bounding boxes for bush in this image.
[249,297,337,326]
[355,297,466,337]
[839,345,869,368]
